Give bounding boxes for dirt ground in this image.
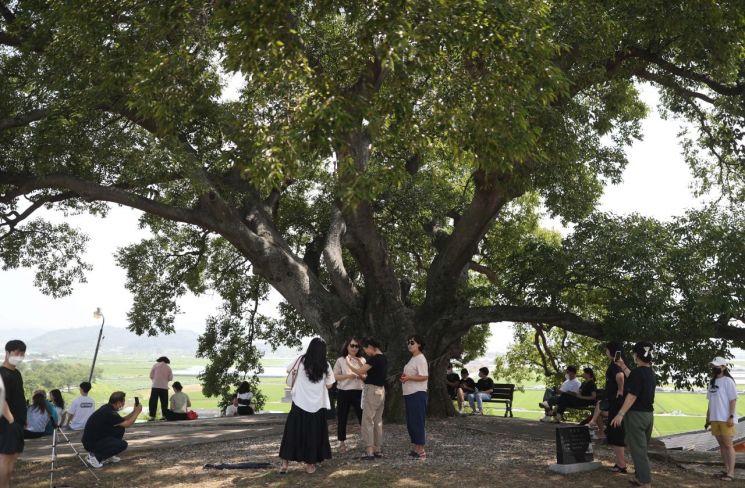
[13,415,743,487]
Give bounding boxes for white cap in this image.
[710,357,729,367]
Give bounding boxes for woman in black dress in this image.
[603,341,627,473]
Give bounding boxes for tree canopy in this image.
[3,1,745,414]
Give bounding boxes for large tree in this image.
[3,1,745,417]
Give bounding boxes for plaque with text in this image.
[556,426,593,464]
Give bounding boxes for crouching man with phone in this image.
[81,392,142,468]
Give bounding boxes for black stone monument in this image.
[556,426,593,464]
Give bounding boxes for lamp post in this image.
[88,308,105,384]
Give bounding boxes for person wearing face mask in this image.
[81,391,143,468]
[611,342,656,488]
[705,357,738,482]
[0,340,26,488]
[539,366,581,422]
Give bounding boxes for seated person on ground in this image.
[457,368,476,413]
[467,367,495,415]
[24,390,57,439]
[539,365,581,422]
[236,381,254,415]
[82,391,143,468]
[551,367,597,423]
[67,381,96,430]
[164,381,192,421]
[224,395,240,417]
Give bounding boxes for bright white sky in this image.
[0,84,708,354]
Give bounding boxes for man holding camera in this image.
[82,391,142,468]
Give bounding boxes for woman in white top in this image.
[705,357,738,482]
[400,334,429,459]
[279,338,336,474]
[332,337,366,453]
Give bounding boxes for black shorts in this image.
[0,422,25,454]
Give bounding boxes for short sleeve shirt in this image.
[0,367,25,429]
[81,404,124,450]
[707,376,738,422]
[446,373,461,394]
[402,354,428,396]
[289,357,335,413]
[605,362,623,398]
[625,367,656,412]
[69,395,97,430]
[334,356,366,391]
[476,377,495,393]
[460,377,476,392]
[579,380,596,397]
[364,354,388,386]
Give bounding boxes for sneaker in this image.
[86,453,103,469]
[552,414,563,423]
[539,415,552,422]
[539,401,550,409]
[103,455,121,464]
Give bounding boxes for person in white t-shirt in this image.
[278,338,335,475]
[705,357,738,482]
[223,395,239,417]
[539,366,581,422]
[332,337,366,454]
[67,382,96,431]
[401,334,429,459]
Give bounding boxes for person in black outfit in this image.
[553,367,597,422]
[446,363,460,400]
[0,340,26,488]
[611,342,656,488]
[82,391,143,468]
[602,341,627,473]
[457,369,476,414]
[346,337,387,460]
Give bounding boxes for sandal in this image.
[359,455,376,461]
[338,444,347,454]
[721,475,734,481]
[279,461,288,474]
[415,451,427,460]
[373,452,383,458]
[408,450,418,457]
[304,463,316,474]
[628,480,642,487]
[611,464,628,473]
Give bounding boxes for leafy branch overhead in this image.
[3,1,745,413]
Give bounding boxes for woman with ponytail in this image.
[705,357,738,482]
[610,342,656,488]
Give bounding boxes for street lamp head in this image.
[93,307,103,320]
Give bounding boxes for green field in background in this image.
[51,356,733,436]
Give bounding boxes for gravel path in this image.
[13,415,736,487]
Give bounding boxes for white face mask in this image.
[8,355,23,366]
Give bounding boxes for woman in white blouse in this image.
[401,334,429,459]
[333,337,366,453]
[279,338,336,474]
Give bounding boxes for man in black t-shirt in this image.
[82,391,143,468]
[457,369,476,414]
[0,339,27,488]
[467,367,495,415]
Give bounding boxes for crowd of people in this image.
[0,337,739,486]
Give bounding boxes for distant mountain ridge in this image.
[23,326,200,357]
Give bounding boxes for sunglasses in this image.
[349,344,359,348]
[407,340,417,346]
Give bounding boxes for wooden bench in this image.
[481,383,515,417]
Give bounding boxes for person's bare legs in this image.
[0,453,19,488]
[588,402,601,427]
[456,389,464,411]
[611,445,626,469]
[716,434,735,477]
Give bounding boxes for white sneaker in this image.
[103,455,121,464]
[86,453,103,469]
[540,415,552,422]
[539,401,550,409]
[553,414,563,423]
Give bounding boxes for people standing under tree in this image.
[278,338,335,474]
[148,356,172,420]
[236,381,254,415]
[0,340,27,488]
[401,335,428,459]
[705,357,738,482]
[333,337,365,454]
[347,337,388,460]
[67,382,95,430]
[611,342,656,488]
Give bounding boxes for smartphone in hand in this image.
[614,351,622,362]
[134,396,140,407]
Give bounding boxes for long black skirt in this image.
[278,403,332,464]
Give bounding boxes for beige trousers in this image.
[361,384,385,451]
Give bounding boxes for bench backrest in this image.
[490,383,515,401]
